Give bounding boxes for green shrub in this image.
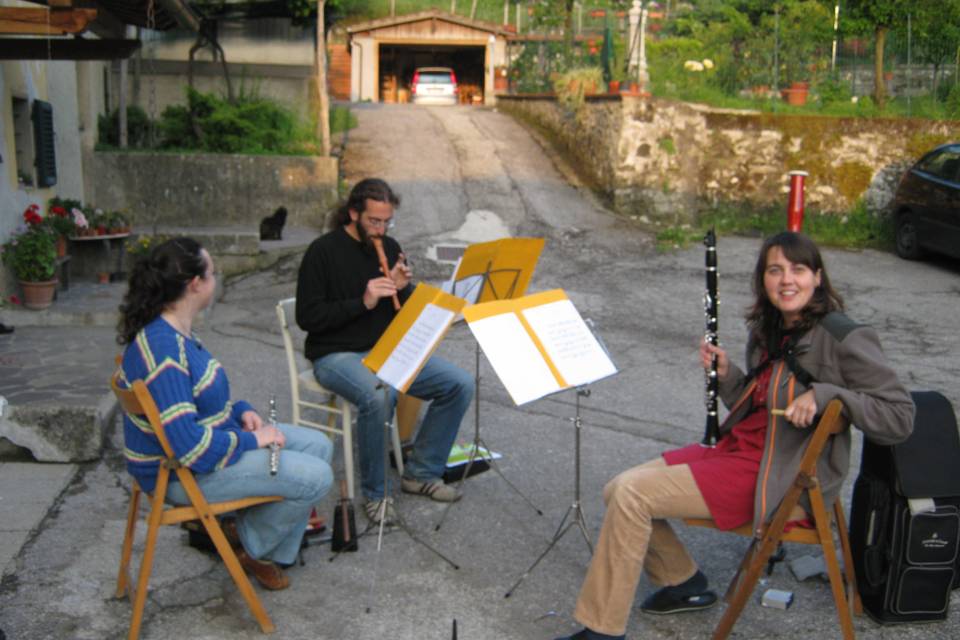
[97,105,153,148]
[945,84,960,119]
[553,67,604,112]
[156,88,316,154]
[817,77,852,108]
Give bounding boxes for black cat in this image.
[260,206,288,241]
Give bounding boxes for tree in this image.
[903,1,960,95]
[845,0,914,109]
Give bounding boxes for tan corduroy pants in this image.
[573,458,711,636]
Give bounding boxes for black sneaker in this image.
[0,323,13,335]
[554,629,625,640]
[640,586,718,615]
[641,569,718,615]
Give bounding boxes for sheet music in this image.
[468,313,559,405]
[377,303,455,390]
[442,262,483,305]
[521,299,617,387]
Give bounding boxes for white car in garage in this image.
[411,67,459,105]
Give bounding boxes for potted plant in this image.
[44,203,76,257]
[108,211,130,234]
[2,207,58,310]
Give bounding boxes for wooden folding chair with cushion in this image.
[685,399,863,640]
[276,297,413,499]
[111,371,283,640]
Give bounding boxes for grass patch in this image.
[330,105,357,135]
[654,201,894,252]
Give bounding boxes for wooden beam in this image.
[0,37,140,60]
[0,8,97,35]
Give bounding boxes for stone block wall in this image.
[86,151,339,230]
[498,94,960,225]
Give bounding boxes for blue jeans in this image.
[167,423,333,565]
[313,351,474,500]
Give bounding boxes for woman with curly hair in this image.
[117,237,332,590]
[556,232,914,640]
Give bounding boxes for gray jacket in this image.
[717,312,915,533]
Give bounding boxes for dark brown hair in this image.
[327,178,400,229]
[117,237,207,344]
[746,231,844,352]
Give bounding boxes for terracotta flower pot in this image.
[608,80,621,93]
[55,235,68,258]
[19,279,58,310]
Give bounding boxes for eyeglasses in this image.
[365,216,395,230]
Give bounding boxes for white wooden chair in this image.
[276,297,406,500]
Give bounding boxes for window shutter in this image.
[31,100,57,188]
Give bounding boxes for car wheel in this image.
[895,213,923,260]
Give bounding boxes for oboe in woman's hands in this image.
[268,396,280,475]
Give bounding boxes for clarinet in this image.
[702,228,720,447]
[268,395,280,475]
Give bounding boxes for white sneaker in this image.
[364,497,397,526]
[401,477,462,503]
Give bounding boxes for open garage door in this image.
[379,44,486,104]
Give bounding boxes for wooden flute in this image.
[371,236,401,311]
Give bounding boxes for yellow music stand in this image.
[435,237,546,531]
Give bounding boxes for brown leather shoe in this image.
[237,550,290,591]
[220,519,242,549]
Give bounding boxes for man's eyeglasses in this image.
[365,216,395,230]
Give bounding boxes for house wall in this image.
[114,19,318,121]
[498,94,960,224]
[1,59,98,296]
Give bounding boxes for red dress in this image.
[662,365,773,530]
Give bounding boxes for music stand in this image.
[435,238,545,532]
[457,289,617,597]
[505,386,592,598]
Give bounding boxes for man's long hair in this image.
[327,178,400,230]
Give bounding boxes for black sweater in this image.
[295,226,412,361]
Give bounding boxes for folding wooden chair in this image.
[685,399,862,640]
[111,371,283,640]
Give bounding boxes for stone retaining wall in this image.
[86,151,339,230]
[497,94,960,225]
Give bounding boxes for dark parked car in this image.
[892,143,960,260]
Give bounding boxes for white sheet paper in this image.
[521,299,617,387]
[377,303,455,391]
[467,313,559,405]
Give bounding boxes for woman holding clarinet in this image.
[116,237,333,591]
[555,231,914,640]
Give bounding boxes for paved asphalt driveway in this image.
[1,102,958,640]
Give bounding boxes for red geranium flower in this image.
[23,204,43,226]
[8,295,21,306]
[50,205,68,217]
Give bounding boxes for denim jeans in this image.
[313,351,474,500]
[166,423,333,566]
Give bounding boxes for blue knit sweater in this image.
[120,317,258,493]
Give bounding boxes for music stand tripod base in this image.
[504,387,593,598]
[366,384,459,613]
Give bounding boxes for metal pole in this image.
[830,3,839,73]
[907,12,912,117]
[773,4,780,99]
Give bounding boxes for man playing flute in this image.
[296,178,474,525]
